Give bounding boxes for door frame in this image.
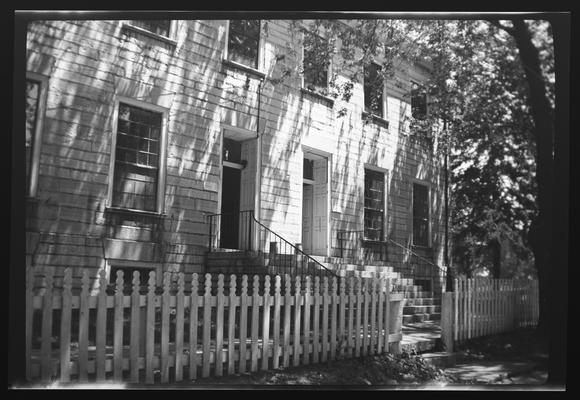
[301,145,332,257]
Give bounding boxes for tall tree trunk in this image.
[511,17,568,386]
[511,19,554,334]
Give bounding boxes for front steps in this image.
[206,250,442,348]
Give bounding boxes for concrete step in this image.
[402,312,442,324]
[403,290,438,299]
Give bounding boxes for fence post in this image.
[441,292,454,352]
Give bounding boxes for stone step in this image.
[402,312,442,324]
[403,305,441,315]
[403,290,438,299]
[403,297,440,306]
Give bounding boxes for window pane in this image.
[411,82,427,119]
[223,138,242,163]
[113,103,162,211]
[131,20,171,37]
[364,169,385,240]
[228,20,260,68]
[412,183,429,246]
[364,63,383,117]
[303,158,314,180]
[303,32,328,92]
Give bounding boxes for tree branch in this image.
[486,19,516,36]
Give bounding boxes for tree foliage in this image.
[285,19,553,279]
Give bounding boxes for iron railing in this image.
[337,229,388,261]
[207,210,338,281]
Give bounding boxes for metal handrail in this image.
[386,237,446,274]
[249,211,338,278]
[207,210,338,279]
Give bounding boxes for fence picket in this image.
[189,274,199,380]
[160,272,171,383]
[347,277,354,358]
[145,272,156,384]
[95,269,107,381]
[113,270,124,381]
[354,277,362,357]
[293,276,302,366]
[340,278,347,356]
[369,278,377,355]
[303,276,311,364]
[175,273,185,381]
[282,275,292,368]
[321,277,329,363]
[59,268,73,382]
[215,274,225,376]
[272,276,281,369]
[261,276,271,371]
[362,279,369,356]
[384,278,390,352]
[78,271,90,382]
[40,268,54,381]
[250,276,260,372]
[329,277,338,361]
[227,275,237,374]
[202,274,212,377]
[238,275,249,373]
[129,272,141,382]
[312,277,320,364]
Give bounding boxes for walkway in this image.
[401,320,441,353]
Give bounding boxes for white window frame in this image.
[121,20,178,44]
[106,96,169,215]
[301,29,332,92]
[362,164,389,241]
[363,61,387,119]
[223,19,264,72]
[411,178,431,248]
[26,71,49,198]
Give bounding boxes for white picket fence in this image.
[440,278,539,349]
[26,268,404,383]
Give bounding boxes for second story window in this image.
[364,62,385,118]
[112,103,163,212]
[303,32,329,93]
[227,20,261,69]
[130,20,172,37]
[411,81,427,119]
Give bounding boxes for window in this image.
[25,74,47,197]
[227,20,261,69]
[112,102,163,212]
[303,158,314,181]
[130,20,172,37]
[303,32,329,93]
[364,169,385,241]
[412,183,429,246]
[411,81,427,119]
[364,63,384,117]
[223,138,242,163]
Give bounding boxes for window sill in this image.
[222,58,266,80]
[362,111,389,129]
[121,23,177,47]
[300,88,335,106]
[105,206,166,219]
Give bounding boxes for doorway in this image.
[301,152,329,256]
[220,166,241,249]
